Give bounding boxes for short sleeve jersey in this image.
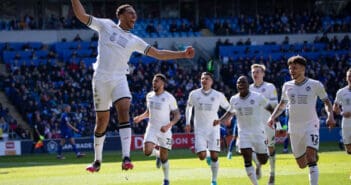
[187,89,230,132]
[250,82,278,121]
[146,91,178,130]
[281,78,328,125]
[229,91,269,135]
[87,17,150,77]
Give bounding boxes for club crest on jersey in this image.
[305,86,311,91]
[110,32,117,41]
[250,99,255,104]
[162,98,165,102]
[261,88,266,93]
[211,97,215,101]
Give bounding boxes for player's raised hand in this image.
[184,46,195,59]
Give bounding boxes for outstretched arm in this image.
[146,46,195,61]
[71,0,90,24]
[214,111,234,126]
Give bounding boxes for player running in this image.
[267,55,335,185]
[134,74,180,185]
[215,75,273,185]
[185,72,231,185]
[249,64,278,184]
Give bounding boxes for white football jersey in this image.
[250,82,278,121]
[88,17,150,79]
[281,78,328,126]
[186,89,230,132]
[146,91,178,130]
[335,86,351,128]
[229,91,269,135]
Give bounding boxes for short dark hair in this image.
[154,73,167,83]
[287,55,307,67]
[201,72,214,80]
[116,4,132,16]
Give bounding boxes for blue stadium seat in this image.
[28,42,43,50]
[17,51,32,59]
[34,50,49,59]
[3,51,17,62]
[76,49,92,57]
[8,42,25,50]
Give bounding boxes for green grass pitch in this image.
[0,142,350,185]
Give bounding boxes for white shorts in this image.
[143,126,172,150]
[265,125,276,147]
[194,127,220,153]
[238,132,267,154]
[289,121,319,158]
[92,75,131,111]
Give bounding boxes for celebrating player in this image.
[71,0,194,172]
[267,55,336,185]
[185,72,231,185]
[249,64,278,184]
[134,74,180,185]
[333,68,351,179]
[214,75,273,185]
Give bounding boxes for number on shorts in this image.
[310,134,319,145]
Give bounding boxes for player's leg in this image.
[241,148,258,185]
[86,111,110,172]
[57,137,66,159]
[86,79,111,172]
[112,76,133,170]
[69,137,85,158]
[160,147,170,185]
[342,127,351,154]
[208,129,221,185]
[158,132,172,185]
[143,132,160,168]
[283,134,290,153]
[209,151,219,185]
[305,123,320,185]
[266,125,276,185]
[227,124,238,159]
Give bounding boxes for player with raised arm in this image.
[185,72,231,185]
[71,0,194,172]
[249,64,278,184]
[333,68,351,180]
[57,105,85,159]
[134,74,180,185]
[214,75,273,185]
[267,55,335,185]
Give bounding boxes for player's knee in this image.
[347,150,351,155]
[297,160,307,169]
[211,156,218,162]
[197,152,206,160]
[269,150,276,157]
[161,158,168,163]
[118,122,131,129]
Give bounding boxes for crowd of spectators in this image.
[1,9,351,37]
[209,10,351,35]
[1,32,350,141]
